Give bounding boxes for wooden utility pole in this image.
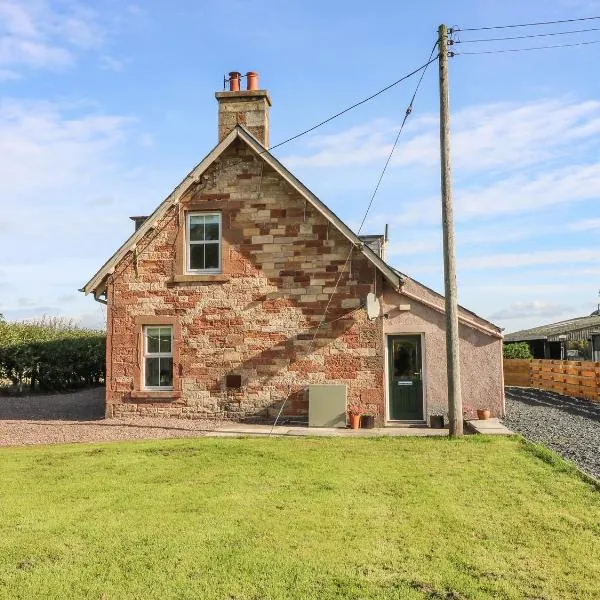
[438,24,463,437]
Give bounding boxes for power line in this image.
[353,44,438,237]
[455,38,600,54]
[455,25,600,43]
[269,42,438,433]
[265,54,439,153]
[311,42,438,344]
[458,15,600,32]
[305,42,438,353]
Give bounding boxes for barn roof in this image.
[504,313,600,342]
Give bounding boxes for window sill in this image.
[171,274,230,283]
[130,390,181,401]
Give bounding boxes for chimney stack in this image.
[216,70,271,147]
[129,216,148,232]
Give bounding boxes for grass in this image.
[0,436,599,599]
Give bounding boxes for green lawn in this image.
[0,436,599,599]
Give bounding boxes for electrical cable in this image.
[455,25,600,43]
[311,41,438,345]
[455,38,600,54]
[458,15,600,32]
[269,41,439,433]
[264,54,439,153]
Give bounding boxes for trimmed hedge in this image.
[0,318,105,393]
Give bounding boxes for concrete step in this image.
[465,418,513,435]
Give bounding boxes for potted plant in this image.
[347,406,361,430]
[429,414,444,429]
[360,411,376,429]
[477,408,491,420]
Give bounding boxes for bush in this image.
[503,342,533,360]
[0,317,105,394]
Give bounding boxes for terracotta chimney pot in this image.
[246,71,259,91]
[228,71,241,92]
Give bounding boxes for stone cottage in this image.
[81,71,504,425]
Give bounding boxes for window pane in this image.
[189,244,205,270]
[205,222,219,241]
[189,216,205,241]
[145,357,160,387]
[204,214,219,224]
[159,357,173,387]
[205,243,219,269]
[159,328,172,353]
[146,327,161,353]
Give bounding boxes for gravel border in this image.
[0,387,221,447]
[504,387,600,480]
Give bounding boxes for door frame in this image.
[384,333,427,423]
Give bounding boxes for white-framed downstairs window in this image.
[186,212,221,273]
[143,326,173,390]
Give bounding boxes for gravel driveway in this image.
[0,387,219,447]
[504,387,600,480]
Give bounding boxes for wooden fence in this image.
[504,359,600,402]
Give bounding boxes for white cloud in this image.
[461,249,600,270]
[386,237,440,257]
[287,97,600,236]
[0,0,104,76]
[0,97,143,326]
[490,301,575,321]
[283,98,600,172]
[457,163,600,218]
[17,297,38,308]
[384,220,568,260]
[366,160,600,228]
[77,308,106,330]
[569,218,600,231]
[99,55,125,72]
[87,196,115,207]
[0,99,132,199]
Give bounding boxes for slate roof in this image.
[504,313,600,342]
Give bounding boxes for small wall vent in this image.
[226,374,242,390]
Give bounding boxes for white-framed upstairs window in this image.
[186,212,221,273]
[143,326,173,390]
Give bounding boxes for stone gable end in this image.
[106,138,385,421]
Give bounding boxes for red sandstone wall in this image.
[105,139,385,421]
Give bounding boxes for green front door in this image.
[388,335,424,420]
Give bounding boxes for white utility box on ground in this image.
[308,384,347,428]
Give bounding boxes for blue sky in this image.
[1,0,600,333]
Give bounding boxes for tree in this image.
[503,342,533,360]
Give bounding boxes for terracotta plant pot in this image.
[349,413,361,430]
[477,409,491,420]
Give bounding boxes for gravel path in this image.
[0,387,220,447]
[504,387,600,480]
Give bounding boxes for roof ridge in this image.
[81,125,402,295]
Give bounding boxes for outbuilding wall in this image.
[382,286,505,420]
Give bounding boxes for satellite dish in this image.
[365,292,381,320]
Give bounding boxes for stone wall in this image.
[105,138,386,422]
